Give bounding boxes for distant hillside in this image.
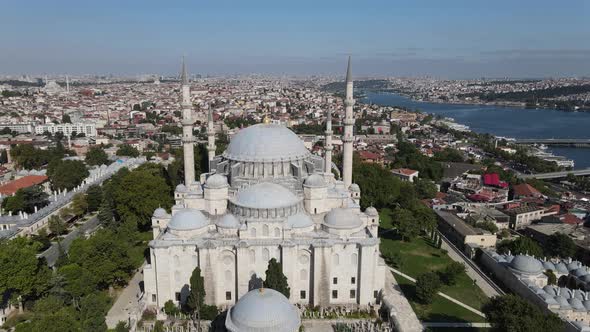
[321,79,391,94]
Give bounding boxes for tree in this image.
[48,215,67,236]
[497,237,543,257]
[58,264,96,300]
[111,167,173,230]
[47,159,89,190]
[545,270,557,285]
[79,292,110,332]
[0,238,50,305]
[264,258,291,299]
[415,271,441,304]
[440,262,466,286]
[97,198,115,228]
[62,114,72,124]
[164,299,180,316]
[482,294,564,332]
[186,267,205,331]
[114,322,130,332]
[545,233,577,259]
[116,144,140,157]
[476,220,499,234]
[85,146,109,166]
[394,208,420,241]
[352,161,402,209]
[70,193,88,217]
[414,178,437,199]
[86,185,103,212]
[2,186,49,214]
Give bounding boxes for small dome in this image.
[574,290,585,300]
[542,261,555,271]
[176,184,188,193]
[233,183,300,209]
[217,214,240,229]
[555,262,569,274]
[349,183,361,192]
[555,295,571,308]
[568,261,582,271]
[168,209,208,231]
[153,208,168,218]
[304,174,326,187]
[509,255,543,275]
[223,124,310,163]
[583,300,590,310]
[225,288,300,332]
[540,293,557,305]
[573,268,589,277]
[504,254,514,263]
[543,285,558,296]
[570,298,585,310]
[324,208,363,229]
[582,275,590,283]
[286,213,314,229]
[206,174,228,188]
[365,206,378,216]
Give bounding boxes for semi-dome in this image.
[509,255,543,275]
[153,208,168,218]
[223,124,310,163]
[286,213,314,229]
[233,183,300,209]
[168,209,209,231]
[206,174,228,188]
[365,206,378,216]
[217,214,240,229]
[324,208,363,229]
[176,184,188,193]
[304,174,326,187]
[225,288,300,332]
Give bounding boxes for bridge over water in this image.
[514,138,590,147]
[518,168,590,180]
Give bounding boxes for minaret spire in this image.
[207,107,216,170]
[324,107,333,174]
[180,57,195,186]
[342,56,354,188]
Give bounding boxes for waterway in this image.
[362,91,590,169]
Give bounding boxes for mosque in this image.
[143,58,386,326]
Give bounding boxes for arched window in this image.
[333,253,340,266]
[274,227,280,237]
[263,225,269,237]
[300,269,308,280]
[249,249,256,264]
[351,253,358,266]
[263,248,270,262]
[225,270,232,282]
[251,227,257,237]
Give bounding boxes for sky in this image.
[1,0,589,78]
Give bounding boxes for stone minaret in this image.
[324,107,333,173]
[180,57,195,186]
[206,107,216,170]
[342,56,354,188]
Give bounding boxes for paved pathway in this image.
[389,267,486,318]
[439,234,503,297]
[381,270,423,332]
[106,267,144,329]
[40,215,100,266]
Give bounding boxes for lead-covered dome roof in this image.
[324,208,363,229]
[509,255,543,275]
[225,288,300,332]
[223,124,310,163]
[233,183,300,209]
[217,213,240,229]
[206,174,228,188]
[168,208,209,230]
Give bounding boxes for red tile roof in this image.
[513,183,542,198]
[392,168,418,176]
[0,175,48,196]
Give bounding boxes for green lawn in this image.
[380,233,489,321]
[379,208,394,229]
[396,274,487,323]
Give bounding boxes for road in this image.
[40,215,100,266]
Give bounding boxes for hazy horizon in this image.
[1,0,589,79]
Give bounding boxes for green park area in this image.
[380,222,489,323]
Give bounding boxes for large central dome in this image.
[223,124,310,162]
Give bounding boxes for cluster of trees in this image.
[85,146,110,166]
[1,186,49,214]
[47,159,89,191]
[389,142,443,181]
[414,262,466,304]
[497,233,577,259]
[10,143,75,170]
[482,294,564,332]
[291,123,324,135]
[116,144,140,158]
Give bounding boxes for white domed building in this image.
[143,60,386,314]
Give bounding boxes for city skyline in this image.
[1,0,589,78]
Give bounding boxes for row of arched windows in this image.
[250,225,281,238]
